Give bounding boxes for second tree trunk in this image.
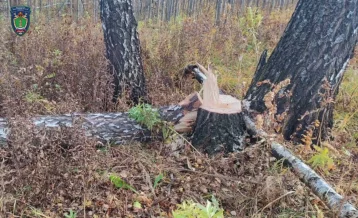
[245,0,358,143]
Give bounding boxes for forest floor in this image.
[1,6,358,218]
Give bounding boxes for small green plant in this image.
[128,103,161,131]
[308,146,335,174]
[64,209,77,218]
[128,104,175,142]
[109,173,138,193]
[25,91,44,103]
[24,90,54,112]
[153,173,163,189]
[353,132,358,140]
[133,201,142,209]
[53,49,62,57]
[161,122,173,141]
[269,158,288,175]
[44,72,56,79]
[277,208,306,218]
[30,206,51,218]
[50,49,63,66]
[172,196,224,218]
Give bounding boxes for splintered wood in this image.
[197,64,241,114]
[191,64,246,154]
[174,92,202,133]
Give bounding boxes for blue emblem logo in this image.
[10,6,31,36]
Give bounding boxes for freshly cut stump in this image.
[192,64,246,154]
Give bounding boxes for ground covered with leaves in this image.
[0,119,335,217]
[1,4,358,218]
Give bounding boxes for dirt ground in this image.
[1,116,357,217]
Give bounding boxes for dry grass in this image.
[0,121,321,217]
[0,15,115,117]
[0,5,358,218]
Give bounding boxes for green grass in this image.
[335,68,358,134]
[172,196,224,218]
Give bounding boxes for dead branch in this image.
[271,142,358,218]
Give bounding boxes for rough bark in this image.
[272,142,358,218]
[244,0,358,142]
[190,64,249,154]
[0,99,202,146]
[192,108,246,154]
[100,0,147,104]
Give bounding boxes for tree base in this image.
[192,108,246,154]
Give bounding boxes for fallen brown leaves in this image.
[0,119,338,217]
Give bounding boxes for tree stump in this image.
[191,64,247,154]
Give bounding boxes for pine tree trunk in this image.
[244,0,358,143]
[100,0,147,104]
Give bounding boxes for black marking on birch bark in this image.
[100,0,147,104]
[191,108,247,154]
[0,105,186,146]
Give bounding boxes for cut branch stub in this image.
[192,64,246,154]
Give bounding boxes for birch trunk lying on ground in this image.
[0,93,202,146]
[271,142,358,218]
